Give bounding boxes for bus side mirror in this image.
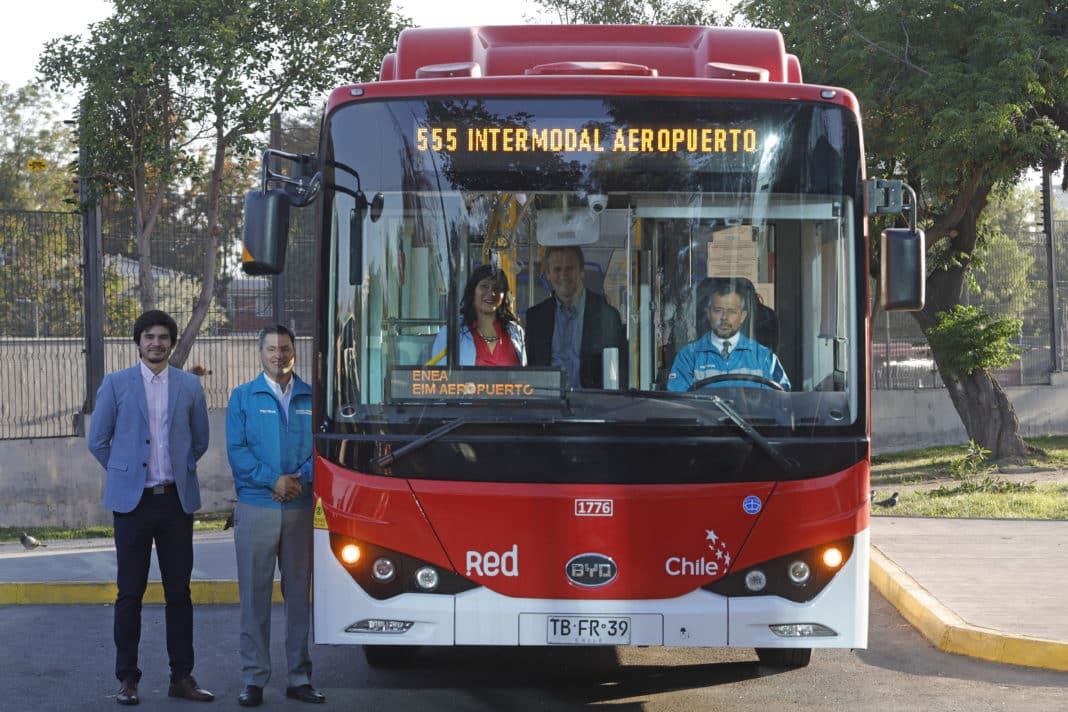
[881,227,925,311]
[242,189,290,275]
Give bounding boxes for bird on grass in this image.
[19,532,47,550]
[873,491,899,508]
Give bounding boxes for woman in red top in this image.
[462,264,526,366]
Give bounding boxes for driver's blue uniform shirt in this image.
[666,332,790,391]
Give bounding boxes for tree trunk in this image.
[937,366,1037,462]
[170,117,226,368]
[911,183,1037,462]
[133,165,165,313]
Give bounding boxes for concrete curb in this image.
[0,580,278,605]
[870,545,1068,672]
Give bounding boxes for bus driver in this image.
[667,280,790,392]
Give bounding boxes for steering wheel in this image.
[688,373,785,392]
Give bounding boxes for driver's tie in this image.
[721,340,731,360]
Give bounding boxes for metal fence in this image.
[0,211,85,438]
[97,194,318,405]
[0,192,316,438]
[873,221,1068,389]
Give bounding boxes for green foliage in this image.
[0,82,77,211]
[37,0,411,362]
[969,229,1036,319]
[926,305,1021,377]
[948,439,991,479]
[741,1,1068,196]
[930,475,1036,497]
[982,182,1042,236]
[0,212,83,337]
[532,0,721,25]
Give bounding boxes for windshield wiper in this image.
[541,388,795,470]
[369,416,470,469]
[707,394,797,472]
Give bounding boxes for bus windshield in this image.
[321,95,864,434]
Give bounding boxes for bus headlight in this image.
[787,560,811,585]
[372,557,396,582]
[414,566,439,591]
[328,532,479,599]
[744,569,768,592]
[702,536,855,603]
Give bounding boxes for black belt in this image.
[145,482,176,495]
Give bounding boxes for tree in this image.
[0,82,77,211]
[39,0,411,366]
[532,0,722,25]
[967,184,1039,320]
[742,0,1068,461]
[0,212,82,337]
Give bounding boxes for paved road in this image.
[3,593,1067,712]
[3,517,1068,679]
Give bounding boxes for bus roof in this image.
[379,25,802,84]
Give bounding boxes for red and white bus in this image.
[243,24,923,668]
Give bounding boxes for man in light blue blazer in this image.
[88,310,214,706]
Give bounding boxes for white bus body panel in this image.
[729,527,869,648]
[313,528,868,648]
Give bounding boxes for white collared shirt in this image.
[139,361,173,487]
[265,373,295,424]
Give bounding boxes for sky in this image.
[1,0,538,88]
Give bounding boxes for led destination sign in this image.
[416,126,759,155]
[390,367,564,403]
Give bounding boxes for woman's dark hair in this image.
[460,264,518,326]
[132,310,178,344]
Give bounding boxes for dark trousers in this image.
[113,486,194,683]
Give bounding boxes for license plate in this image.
[547,616,631,644]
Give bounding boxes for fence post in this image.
[81,196,105,427]
[1042,166,1060,373]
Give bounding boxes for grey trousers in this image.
[234,502,313,688]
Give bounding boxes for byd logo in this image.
[465,545,518,577]
[566,553,618,587]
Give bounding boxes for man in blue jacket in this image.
[226,325,324,707]
[88,309,214,705]
[668,280,791,392]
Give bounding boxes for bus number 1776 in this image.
[574,498,614,516]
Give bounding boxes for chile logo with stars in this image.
[705,529,731,569]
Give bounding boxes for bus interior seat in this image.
[695,277,779,352]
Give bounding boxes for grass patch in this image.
[872,436,1068,484]
[872,436,1068,519]
[1,509,233,546]
[874,482,1068,519]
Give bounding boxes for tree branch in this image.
[830,11,933,77]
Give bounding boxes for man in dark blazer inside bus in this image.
[526,245,628,389]
[88,309,214,705]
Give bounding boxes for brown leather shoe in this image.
[116,679,139,705]
[167,676,215,702]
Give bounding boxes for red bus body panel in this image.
[317,457,868,600]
